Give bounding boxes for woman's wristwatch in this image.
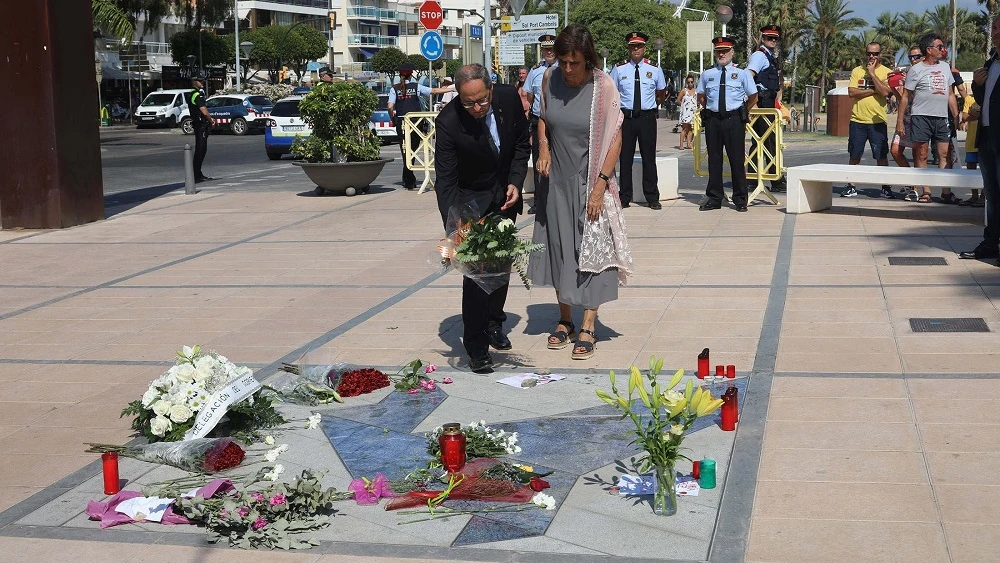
[598,172,610,185]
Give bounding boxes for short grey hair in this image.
[455,64,492,90]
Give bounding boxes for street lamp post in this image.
[716,5,733,38]
[600,48,609,72]
[655,38,664,69]
[239,41,253,90]
[234,0,241,91]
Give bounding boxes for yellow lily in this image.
[595,389,616,407]
[667,368,684,390]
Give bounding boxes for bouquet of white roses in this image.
[122,345,285,443]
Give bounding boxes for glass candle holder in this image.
[697,348,710,379]
[720,393,737,431]
[438,423,466,472]
[102,452,120,495]
[700,458,716,489]
[726,364,736,378]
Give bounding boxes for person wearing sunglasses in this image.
[842,42,893,199]
[676,74,698,149]
[433,64,531,373]
[895,33,960,203]
[746,24,787,193]
[890,47,922,201]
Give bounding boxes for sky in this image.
[846,0,982,26]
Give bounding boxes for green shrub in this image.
[291,81,381,163]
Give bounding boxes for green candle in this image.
[700,458,717,489]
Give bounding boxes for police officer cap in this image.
[539,34,556,47]
[712,36,736,50]
[760,25,781,39]
[399,62,416,72]
[191,71,208,82]
[626,32,649,45]
[318,66,333,76]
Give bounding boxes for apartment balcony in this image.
[347,34,398,47]
[346,7,397,21]
[341,62,374,73]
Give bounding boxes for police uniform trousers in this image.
[193,120,210,179]
[748,93,786,190]
[619,109,659,204]
[704,110,749,207]
[529,114,549,212]
[395,119,421,188]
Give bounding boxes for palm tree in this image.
[92,0,133,40]
[873,12,908,66]
[898,11,931,48]
[806,0,866,94]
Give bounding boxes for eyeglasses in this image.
[931,43,945,49]
[763,35,779,41]
[866,51,881,56]
[461,92,492,109]
[909,54,922,60]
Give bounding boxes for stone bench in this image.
[786,164,984,214]
[524,156,679,203]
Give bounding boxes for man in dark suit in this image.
[435,63,531,373]
[963,16,1000,263]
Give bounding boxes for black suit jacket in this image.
[972,52,1000,148]
[434,84,531,229]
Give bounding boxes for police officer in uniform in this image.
[697,37,758,212]
[318,66,334,83]
[388,63,454,189]
[521,34,558,212]
[746,24,786,192]
[610,32,666,209]
[187,72,215,183]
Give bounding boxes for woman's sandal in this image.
[940,192,962,205]
[917,193,933,203]
[547,320,576,350]
[571,328,597,360]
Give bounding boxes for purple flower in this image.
[250,492,265,503]
[424,381,437,391]
[269,494,287,506]
[252,517,267,531]
[442,377,453,384]
[425,364,437,374]
[237,506,249,517]
[407,388,419,394]
[348,473,395,505]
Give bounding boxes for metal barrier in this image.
[402,112,438,193]
[692,108,785,205]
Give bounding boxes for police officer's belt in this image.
[704,109,742,119]
[622,109,655,119]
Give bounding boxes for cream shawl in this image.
[542,68,633,285]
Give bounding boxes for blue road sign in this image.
[469,25,483,39]
[420,31,444,61]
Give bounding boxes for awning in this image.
[359,20,380,26]
[358,47,379,59]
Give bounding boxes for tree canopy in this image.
[371,47,407,81]
[169,29,232,67]
[241,24,328,84]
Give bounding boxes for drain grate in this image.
[888,257,948,266]
[910,318,990,333]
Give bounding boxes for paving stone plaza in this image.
[0,146,998,562]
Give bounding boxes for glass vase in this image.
[653,463,678,516]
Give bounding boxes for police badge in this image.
[646,71,653,78]
[731,72,738,79]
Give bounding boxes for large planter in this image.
[293,158,394,196]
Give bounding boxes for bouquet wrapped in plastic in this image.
[86,437,246,474]
[437,203,543,293]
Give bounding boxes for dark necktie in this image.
[482,117,499,157]
[633,64,642,114]
[719,66,727,112]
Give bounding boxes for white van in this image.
[135,89,191,128]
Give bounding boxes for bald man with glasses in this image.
[842,42,893,199]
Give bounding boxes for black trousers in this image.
[396,121,420,188]
[705,113,749,207]
[619,111,659,204]
[978,128,1000,247]
[193,123,210,179]
[462,275,509,357]
[748,96,786,189]
[529,115,549,210]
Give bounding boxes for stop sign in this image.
[419,0,443,30]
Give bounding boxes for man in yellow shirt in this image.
[843,42,893,198]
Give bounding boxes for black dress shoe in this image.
[735,205,748,212]
[469,353,494,374]
[621,201,631,208]
[195,176,213,183]
[487,326,512,350]
[648,201,662,210]
[699,201,722,211]
[959,244,999,260]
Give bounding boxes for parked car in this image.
[264,96,311,160]
[370,94,398,145]
[181,93,274,135]
[134,89,191,128]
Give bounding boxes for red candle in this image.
[715,365,724,378]
[697,348,710,379]
[102,452,120,495]
[692,460,700,479]
[438,423,466,472]
[726,364,736,378]
[720,397,737,431]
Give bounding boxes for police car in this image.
[264,96,312,160]
[370,94,397,145]
[181,93,274,136]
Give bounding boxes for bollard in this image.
[184,144,196,195]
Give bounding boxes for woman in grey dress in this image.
[530,23,633,360]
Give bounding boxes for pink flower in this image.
[250,492,265,503]
[442,377,453,384]
[407,388,419,394]
[237,506,249,517]
[269,494,286,506]
[425,364,437,374]
[348,473,395,505]
[252,517,267,531]
[424,381,436,390]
